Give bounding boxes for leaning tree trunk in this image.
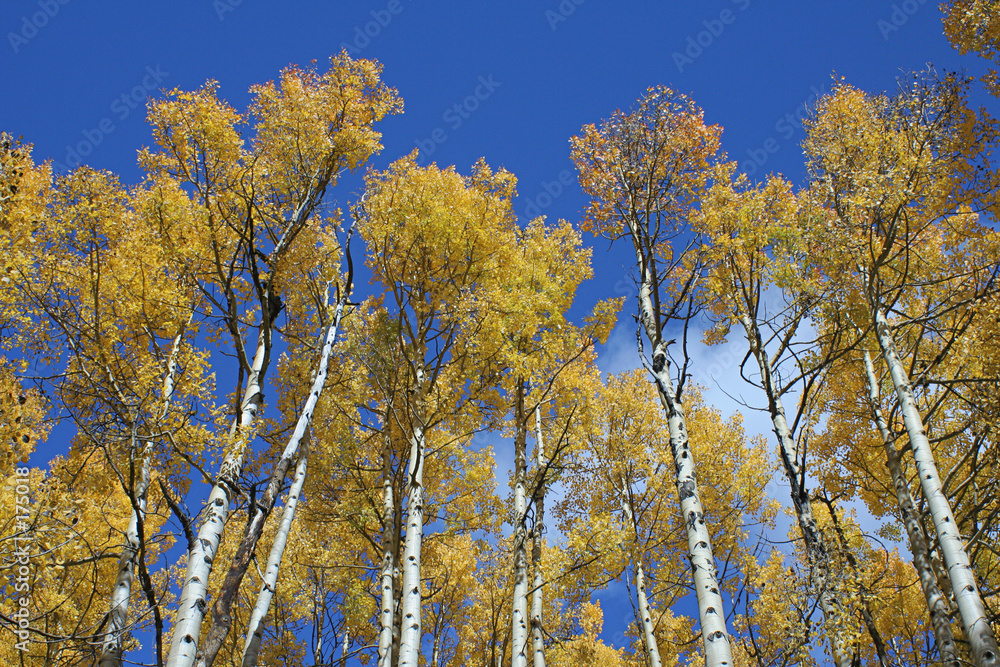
[530,405,546,667]
[166,322,271,667]
[165,154,338,667]
[100,322,187,667]
[197,278,351,667]
[397,364,428,667]
[862,347,961,666]
[240,451,309,667]
[635,273,733,666]
[872,306,999,667]
[737,312,852,667]
[511,381,530,667]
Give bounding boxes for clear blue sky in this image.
[1,0,986,662]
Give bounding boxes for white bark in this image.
[634,562,662,667]
[397,406,427,667]
[99,446,150,667]
[167,326,269,667]
[431,628,441,667]
[100,322,187,667]
[872,308,999,667]
[619,485,662,667]
[377,442,397,667]
[199,285,349,667]
[636,278,733,666]
[530,405,546,667]
[511,385,529,667]
[240,451,308,667]
[736,312,851,667]
[861,348,959,666]
[338,628,349,667]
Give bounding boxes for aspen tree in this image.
[571,87,734,666]
[861,347,960,665]
[942,0,1000,97]
[196,225,354,667]
[139,55,401,667]
[487,217,610,667]
[698,173,862,665]
[803,75,1000,666]
[358,155,519,666]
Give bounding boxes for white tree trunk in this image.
[240,451,308,667]
[636,279,733,666]
[737,312,851,667]
[167,326,269,667]
[431,627,441,667]
[198,284,349,667]
[377,441,398,667]
[397,415,427,667]
[861,348,959,666]
[634,562,662,667]
[100,322,187,667]
[872,308,999,667]
[99,447,150,667]
[530,405,546,667]
[511,384,529,667]
[619,485,662,667]
[338,627,349,667]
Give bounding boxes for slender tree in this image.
[571,87,735,666]
[802,74,1000,666]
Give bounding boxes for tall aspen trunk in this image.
[98,446,150,667]
[530,405,546,667]
[240,451,308,667]
[166,159,342,667]
[167,323,270,667]
[870,309,998,665]
[378,440,398,667]
[430,627,441,667]
[634,562,662,667]
[338,628,350,667]
[511,382,530,667]
[100,322,188,667]
[391,495,404,667]
[397,363,427,667]
[862,348,959,665]
[313,582,325,667]
[736,312,851,667]
[197,285,349,667]
[619,485,662,667]
[635,273,733,666]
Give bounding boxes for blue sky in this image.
[1,0,989,662]
[0,1,980,319]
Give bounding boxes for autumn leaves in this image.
[2,9,1000,665]
[569,63,1000,665]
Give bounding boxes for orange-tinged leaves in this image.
[570,85,722,240]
